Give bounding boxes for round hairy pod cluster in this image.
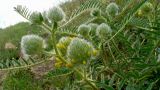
[78,24,91,37]
[29,11,43,24]
[67,38,95,64]
[48,6,65,22]
[21,35,46,59]
[56,37,73,56]
[106,3,119,16]
[138,2,153,15]
[88,23,98,36]
[90,8,101,17]
[96,23,112,39]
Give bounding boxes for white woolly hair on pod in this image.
[78,24,91,36]
[67,37,95,64]
[20,34,46,60]
[96,23,112,39]
[106,2,119,16]
[47,6,66,22]
[88,23,98,35]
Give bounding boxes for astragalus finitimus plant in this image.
[1,0,160,89]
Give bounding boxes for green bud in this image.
[29,12,43,24]
[140,2,153,14]
[88,23,98,36]
[21,35,46,59]
[90,8,101,17]
[48,7,65,22]
[96,23,112,39]
[56,37,73,56]
[106,3,119,16]
[78,24,91,36]
[67,38,94,64]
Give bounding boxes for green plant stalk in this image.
[107,43,118,67]
[101,42,107,67]
[49,22,99,90]
[51,22,59,55]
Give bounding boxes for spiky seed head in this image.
[78,24,91,36]
[96,23,112,39]
[21,35,45,59]
[106,3,119,16]
[88,23,98,36]
[29,11,43,24]
[140,2,153,14]
[90,8,101,17]
[67,38,94,64]
[56,37,73,56]
[48,6,65,22]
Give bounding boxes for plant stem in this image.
[49,22,99,90]
[73,68,99,90]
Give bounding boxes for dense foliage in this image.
[1,0,160,90]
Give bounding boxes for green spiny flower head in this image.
[106,2,119,16]
[88,23,98,36]
[29,11,43,24]
[140,2,153,14]
[90,8,101,17]
[78,24,91,36]
[96,23,112,39]
[56,37,73,56]
[47,6,65,22]
[21,35,46,59]
[67,38,94,64]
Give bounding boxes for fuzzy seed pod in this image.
[29,12,43,24]
[96,23,112,39]
[56,37,73,56]
[67,38,94,64]
[90,8,101,17]
[88,23,98,36]
[139,2,153,15]
[21,35,46,59]
[78,24,91,36]
[106,3,119,16]
[48,7,65,22]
